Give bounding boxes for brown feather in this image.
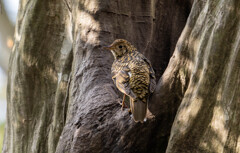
[105,39,156,123]
[130,97,147,122]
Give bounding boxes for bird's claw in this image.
[128,109,132,115]
[121,103,127,111]
[117,98,123,105]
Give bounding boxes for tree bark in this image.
[55,1,191,153]
[164,1,240,152]
[4,0,240,153]
[0,3,14,72]
[3,1,72,153]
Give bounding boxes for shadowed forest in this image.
[1,0,240,153]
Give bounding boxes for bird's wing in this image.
[138,53,156,93]
[111,66,137,99]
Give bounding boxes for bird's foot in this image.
[121,104,125,111]
[121,102,127,110]
[117,98,123,105]
[128,109,132,115]
[140,118,147,124]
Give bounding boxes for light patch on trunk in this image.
[58,73,62,84]
[176,94,203,134]
[237,136,240,152]
[201,105,228,153]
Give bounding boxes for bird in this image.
[103,39,156,123]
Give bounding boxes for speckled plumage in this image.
[104,39,156,122]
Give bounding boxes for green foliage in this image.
[0,122,5,152]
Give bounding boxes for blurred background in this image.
[0,0,19,151]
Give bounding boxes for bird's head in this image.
[103,39,136,59]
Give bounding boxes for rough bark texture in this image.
[4,0,240,153]
[164,1,240,152]
[3,1,72,153]
[56,1,191,153]
[3,0,191,152]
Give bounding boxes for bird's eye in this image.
[119,45,122,48]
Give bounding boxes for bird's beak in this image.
[102,45,113,50]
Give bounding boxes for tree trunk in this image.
[3,0,240,153]
[0,3,14,72]
[3,1,73,153]
[164,1,240,152]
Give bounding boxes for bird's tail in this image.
[130,97,147,123]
